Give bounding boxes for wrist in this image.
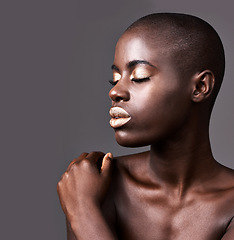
[69,201,101,227]
[69,203,110,239]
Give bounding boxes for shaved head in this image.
[125,13,225,104]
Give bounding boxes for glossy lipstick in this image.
[109,107,131,128]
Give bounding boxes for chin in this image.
[114,130,151,148]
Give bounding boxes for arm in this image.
[66,187,118,240]
[221,217,234,240]
[70,201,117,240]
[57,152,117,240]
[66,206,117,240]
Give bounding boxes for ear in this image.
[191,70,215,103]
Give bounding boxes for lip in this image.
[109,107,131,128]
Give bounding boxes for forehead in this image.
[114,30,172,69]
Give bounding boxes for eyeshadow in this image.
[131,68,150,79]
[113,72,121,82]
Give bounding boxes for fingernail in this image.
[106,152,113,159]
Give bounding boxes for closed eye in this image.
[109,79,118,86]
[109,77,150,85]
[131,77,150,83]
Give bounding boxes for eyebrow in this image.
[111,59,157,71]
[128,60,156,68]
[111,64,119,71]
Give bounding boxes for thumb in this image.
[101,152,113,178]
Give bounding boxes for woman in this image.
[57,13,234,240]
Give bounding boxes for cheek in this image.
[131,84,178,125]
[114,84,191,147]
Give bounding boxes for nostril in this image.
[109,90,124,102]
[115,96,124,102]
[109,83,130,102]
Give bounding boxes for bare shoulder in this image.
[111,151,156,187]
[101,151,149,232]
[201,162,234,203]
[204,163,234,217]
[216,164,234,234]
[220,165,234,204]
[215,163,234,190]
[102,150,150,207]
[113,151,150,175]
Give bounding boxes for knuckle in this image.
[68,160,79,172]
[80,158,91,169]
[69,159,76,164]
[69,158,77,166]
[89,151,104,160]
[58,172,67,182]
[90,151,100,155]
[81,152,88,155]
[69,164,78,172]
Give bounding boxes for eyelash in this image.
[131,77,150,83]
[109,79,117,86]
[109,77,150,86]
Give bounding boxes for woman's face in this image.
[109,31,193,147]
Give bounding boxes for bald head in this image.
[125,13,225,103]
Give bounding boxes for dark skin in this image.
[57,28,234,240]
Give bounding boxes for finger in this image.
[67,152,88,171]
[84,151,105,165]
[101,152,113,178]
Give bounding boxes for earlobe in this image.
[191,70,215,103]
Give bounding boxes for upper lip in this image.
[109,107,131,118]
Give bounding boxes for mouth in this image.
[109,107,131,128]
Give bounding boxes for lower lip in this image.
[109,117,131,128]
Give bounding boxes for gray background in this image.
[1,0,233,239]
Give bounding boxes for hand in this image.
[57,152,113,222]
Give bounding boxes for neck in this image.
[149,121,218,197]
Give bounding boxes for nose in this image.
[109,81,130,102]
